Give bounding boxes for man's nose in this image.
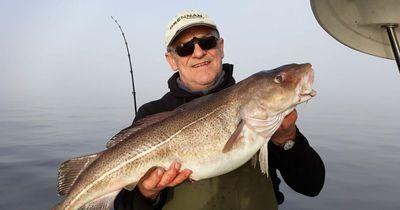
[192,43,206,58]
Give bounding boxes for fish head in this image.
[241,63,316,120]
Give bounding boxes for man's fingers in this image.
[271,110,298,146]
[157,162,181,187]
[166,169,193,187]
[139,162,193,192]
[280,110,297,129]
[136,163,193,200]
[140,167,164,190]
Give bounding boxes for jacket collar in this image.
[167,63,235,98]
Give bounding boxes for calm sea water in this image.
[1,95,399,210]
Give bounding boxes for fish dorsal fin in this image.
[106,94,218,149]
[174,92,217,111]
[223,120,245,153]
[106,111,178,149]
[79,190,120,210]
[57,152,102,196]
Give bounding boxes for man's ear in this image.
[165,51,178,72]
[219,37,225,59]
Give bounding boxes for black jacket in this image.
[114,63,325,210]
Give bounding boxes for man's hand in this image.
[271,109,298,146]
[137,162,192,201]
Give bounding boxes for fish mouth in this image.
[297,66,316,102]
[298,89,317,103]
[300,89,317,97]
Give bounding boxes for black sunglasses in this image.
[173,36,219,57]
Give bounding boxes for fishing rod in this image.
[111,16,138,115]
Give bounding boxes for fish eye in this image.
[274,74,284,84]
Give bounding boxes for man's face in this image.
[165,26,224,91]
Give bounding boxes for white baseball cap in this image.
[165,10,218,48]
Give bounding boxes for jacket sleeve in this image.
[114,188,168,210]
[268,127,325,204]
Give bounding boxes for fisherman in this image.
[114,10,325,210]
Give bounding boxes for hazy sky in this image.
[1,0,399,118]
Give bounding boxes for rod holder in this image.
[382,24,400,73]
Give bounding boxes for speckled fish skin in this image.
[53,63,316,210]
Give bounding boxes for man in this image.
[114,10,325,210]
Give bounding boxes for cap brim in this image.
[167,23,217,47]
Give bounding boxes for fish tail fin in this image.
[57,152,103,196]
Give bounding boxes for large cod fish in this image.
[53,63,316,210]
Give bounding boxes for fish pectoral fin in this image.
[223,120,245,153]
[57,152,103,196]
[258,142,269,176]
[251,153,258,168]
[245,114,283,137]
[80,190,120,210]
[124,183,137,191]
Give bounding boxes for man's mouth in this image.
[192,61,210,68]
